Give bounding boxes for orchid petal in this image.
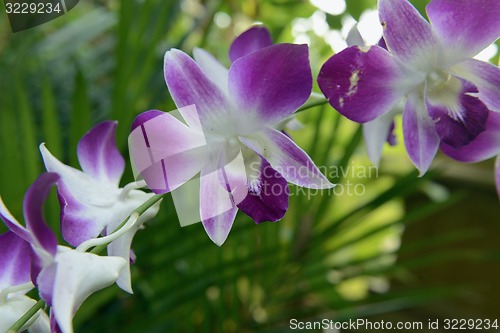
[193,48,229,94]
[131,110,164,131]
[451,59,500,113]
[50,311,62,333]
[200,166,238,246]
[427,78,488,148]
[129,108,209,193]
[379,0,439,71]
[23,173,59,256]
[50,247,126,333]
[318,45,412,123]
[105,191,161,294]
[0,197,33,245]
[228,26,273,63]
[55,181,111,247]
[403,93,440,175]
[239,128,333,189]
[40,144,121,206]
[237,159,289,223]
[164,49,231,134]
[40,145,121,246]
[37,262,56,306]
[363,107,400,166]
[229,43,312,126]
[0,231,32,290]
[427,0,500,61]
[77,121,125,186]
[346,25,364,47]
[441,111,500,162]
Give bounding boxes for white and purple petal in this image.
[200,166,239,246]
[164,49,232,134]
[451,59,500,112]
[228,26,273,63]
[426,0,500,61]
[427,79,489,148]
[55,181,111,247]
[40,144,121,207]
[363,107,400,166]
[239,128,333,189]
[50,312,62,333]
[318,45,413,123]
[193,48,229,94]
[441,111,500,163]
[403,92,440,175]
[37,262,57,306]
[0,197,34,249]
[130,110,164,131]
[77,121,125,186]
[379,0,440,70]
[129,109,209,193]
[346,25,365,47]
[237,159,289,223]
[229,43,312,125]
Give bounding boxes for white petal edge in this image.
[193,48,229,95]
[51,247,126,333]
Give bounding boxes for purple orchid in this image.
[129,26,333,246]
[0,173,127,333]
[40,121,161,293]
[0,230,50,332]
[318,0,500,174]
[442,111,500,199]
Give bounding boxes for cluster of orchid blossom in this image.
[1,0,499,331]
[1,122,162,333]
[319,0,500,195]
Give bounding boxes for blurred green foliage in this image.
[0,0,499,332]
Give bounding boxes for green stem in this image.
[7,299,45,333]
[90,193,165,254]
[296,93,329,113]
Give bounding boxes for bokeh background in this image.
[1,0,499,332]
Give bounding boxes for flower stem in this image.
[296,92,329,113]
[7,299,45,333]
[90,193,165,254]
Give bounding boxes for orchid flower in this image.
[442,111,500,199]
[129,26,333,246]
[318,0,500,174]
[0,173,127,333]
[40,121,161,293]
[0,231,50,333]
[345,25,400,166]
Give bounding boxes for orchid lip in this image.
[427,70,451,88]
